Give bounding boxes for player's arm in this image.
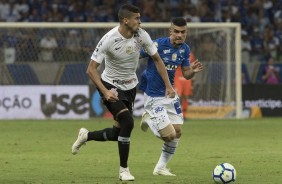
[139,50,148,59]
[87,60,118,102]
[87,33,118,102]
[151,53,175,98]
[182,59,204,80]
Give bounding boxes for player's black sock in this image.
[87,126,120,141]
[118,136,130,168]
[117,111,134,168]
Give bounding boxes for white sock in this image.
[155,138,179,169]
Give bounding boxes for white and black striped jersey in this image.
[91,26,157,90]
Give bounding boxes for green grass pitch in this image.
[0,118,282,184]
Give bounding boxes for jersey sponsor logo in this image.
[179,49,185,54]
[172,53,177,61]
[115,47,121,50]
[112,78,136,85]
[163,49,171,54]
[163,57,169,62]
[166,64,178,70]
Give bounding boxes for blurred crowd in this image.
[0,0,282,63]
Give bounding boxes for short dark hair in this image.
[118,4,140,22]
[171,17,187,27]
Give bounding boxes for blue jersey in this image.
[139,37,191,97]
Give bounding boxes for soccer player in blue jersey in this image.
[139,17,203,176]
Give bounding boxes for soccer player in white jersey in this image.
[139,17,203,176]
[71,4,175,181]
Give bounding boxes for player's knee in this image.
[175,128,182,138]
[161,128,176,142]
[162,132,176,142]
[173,125,182,138]
[105,128,119,141]
[160,124,176,142]
[117,110,134,134]
[110,132,119,141]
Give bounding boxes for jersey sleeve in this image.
[90,34,109,63]
[181,45,191,67]
[140,48,149,58]
[141,30,158,56]
[139,70,147,92]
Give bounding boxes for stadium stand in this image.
[242,63,251,84]
[0,0,281,85]
[6,64,40,85]
[0,64,13,84]
[206,63,250,84]
[58,63,88,85]
[255,63,282,84]
[206,63,225,84]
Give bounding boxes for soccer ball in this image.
[213,163,236,183]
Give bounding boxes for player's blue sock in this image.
[155,138,179,169]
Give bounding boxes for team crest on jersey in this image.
[172,53,177,61]
[126,46,133,54]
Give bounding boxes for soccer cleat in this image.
[153,167,176,176]
[140,112,149,132]
[119,167,135,181]
[71,128,89,155]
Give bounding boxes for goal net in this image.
[0,22,241,119]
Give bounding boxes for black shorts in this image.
[98,80,136,119]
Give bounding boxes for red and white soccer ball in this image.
[213,163,236,183]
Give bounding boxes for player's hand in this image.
[191,59,204,73]
[166,85,176,98]
[104,88,119,102]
